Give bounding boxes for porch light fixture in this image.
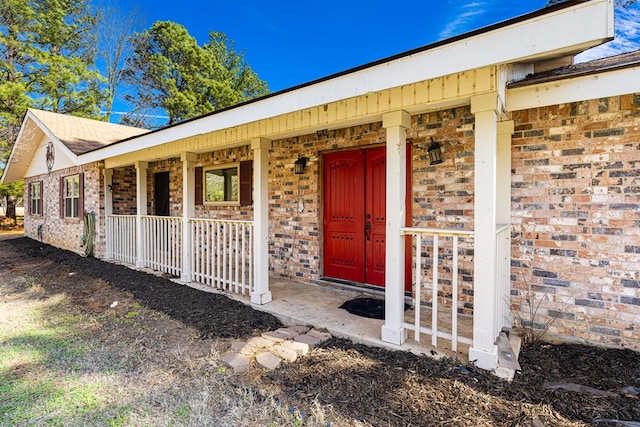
[427,138,443,165]
[294,154,307,175]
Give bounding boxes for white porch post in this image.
[381,110,411,345]
[181,152,196,283]
[251,137,272,305]
[497,120,514,330]
[103,168,113,259]
[469,93,501,370]
[135,161,148,268]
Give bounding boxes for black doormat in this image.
[339,297,409,319]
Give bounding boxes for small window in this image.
[63,175,80,218]
[204,164,239,204]
[30,182,42,215]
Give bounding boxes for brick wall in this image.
[112,166,136,215]
[24,162,105,257]
[407,107,476,312]
[511,94,640,350]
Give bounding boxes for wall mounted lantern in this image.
[427,138,443,165]
[294,154,308,175]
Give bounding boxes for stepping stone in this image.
[290,325,310,334]
[274,327,300,339]
[294,334,322,348]
[262,330,287,342]
[280,340,310,356]
[221,352,250,373]
[229,341,247,352]
[240,336,275,356]
[271,344,298,362]
[307,329,332,342]
[256,352,282,370]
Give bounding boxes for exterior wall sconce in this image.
[294,154,307,174]
[428,138,443,165]
[107,184,113,192]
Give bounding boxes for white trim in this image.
[202,162,240,206]
[507,65,640,111]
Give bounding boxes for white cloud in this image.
[575,4,640,62]
[439,2,488,39]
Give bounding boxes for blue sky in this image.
[128,0,639,93]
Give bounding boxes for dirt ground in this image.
[1,233,639,426]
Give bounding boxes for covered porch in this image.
[86,0,614,371]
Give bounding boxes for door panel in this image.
[365,147,386,286]
[154,172,170,216]
[323,150,365,282]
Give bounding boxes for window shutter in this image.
[38,181,43,215]
[27,182,32,215]
[239,160,253,206]
[78,173,85,218]
[194,167,203,205]
[60,177,64,218]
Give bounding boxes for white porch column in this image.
[135,161,148,268]
[103,168,113,259]
[497,121,514,225]
[381,110,411,345]
[181,152,197,283]
[497,121,514,330]
[251,138,272,305]
[469,93,502,370]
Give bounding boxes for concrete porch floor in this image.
[216,277,473,361]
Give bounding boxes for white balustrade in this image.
[106,215,137,264]
[140,215,182,277]
[190,218,254,295]
[401,227,475,351]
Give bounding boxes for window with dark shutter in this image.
[239,160,252,206]
[195,167,203,205]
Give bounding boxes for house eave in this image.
[79,0,613,166]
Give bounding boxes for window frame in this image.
[63,174,81,218]
[30,181,42,216]
[203,163,240,206]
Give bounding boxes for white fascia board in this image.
[506,66,640,111]
[79,0,613,165]
[26,111,80,164]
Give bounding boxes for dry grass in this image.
[0,258,332,426]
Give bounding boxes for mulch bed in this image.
[2,236,639,426]
[6,237,282,339]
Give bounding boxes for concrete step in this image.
[494,330,522,381]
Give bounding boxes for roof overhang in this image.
[2,110,79,184]
[79,0,613,165]
[507,63,640,111]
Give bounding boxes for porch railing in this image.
[189,218,254,295]
[141,215,182,277]
[106,214,137,265]
[401,227,475,352]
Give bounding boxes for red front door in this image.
[323,147,386,287]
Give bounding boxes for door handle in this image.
[365,221,371,241]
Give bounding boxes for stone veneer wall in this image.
[511,94,640,350]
